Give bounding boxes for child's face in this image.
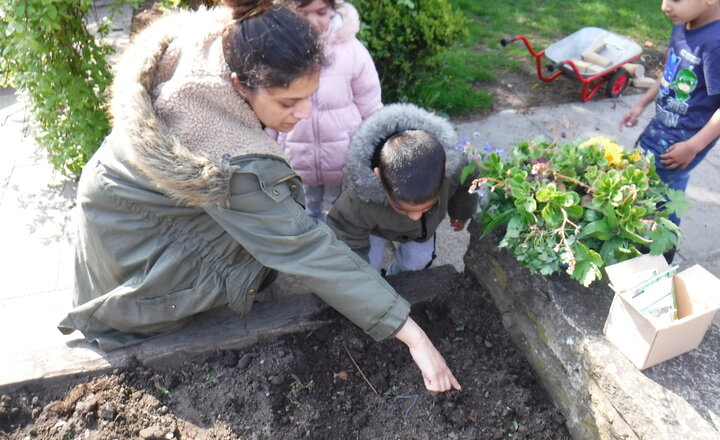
[661,0,720,29]
[297,0,333,34]
[386,196,438,221]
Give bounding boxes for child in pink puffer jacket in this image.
[274,0,382,221]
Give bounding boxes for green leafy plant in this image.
[355,0,469,104]
[383,385,400,398]
[507,419,521,437]
[159,386,173,399]
[288,378,315,410]
[462,136,688,287]
[0,0,139,175]
[289,378,315,395]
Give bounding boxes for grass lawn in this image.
[429,0,672,116]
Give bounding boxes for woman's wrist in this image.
[394,317,426,348]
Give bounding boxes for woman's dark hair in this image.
[286,0,337,9]
[378,130,446,205]
[222,0,325,90]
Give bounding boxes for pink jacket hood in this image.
[274,1,382,187]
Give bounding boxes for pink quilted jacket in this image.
[273,1,382,187]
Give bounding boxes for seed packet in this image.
[625,265,678,323]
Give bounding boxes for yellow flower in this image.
[577,137,626,167]
[629,148,643,162]
[603,141,625,167]
[577,136,609,150]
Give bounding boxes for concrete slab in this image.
[0,87,18,111]
[677,152,720,261]
[0,103,76,302]
[88,0,134,56]
[455,108,551,150]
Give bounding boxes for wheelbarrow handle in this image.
[500,36,520,46]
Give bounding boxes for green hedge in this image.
[0,0,130,175]
[355,0,470,104]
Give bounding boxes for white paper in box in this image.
[603,255,720,370]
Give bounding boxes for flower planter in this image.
[463,221,720,440]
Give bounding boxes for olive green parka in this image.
[58,7,409,350]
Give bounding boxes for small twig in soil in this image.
[393,394,419,418]
[344,346,378,394]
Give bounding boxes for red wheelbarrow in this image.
[502,27,643,102]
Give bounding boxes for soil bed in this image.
[1,274,571,439]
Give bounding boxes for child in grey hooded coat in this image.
[327,103,478,274]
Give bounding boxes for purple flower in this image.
[455,136,472,151]
[482,141,504,158]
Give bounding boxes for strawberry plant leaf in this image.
[664,189,691,217]
[647,222,678,254]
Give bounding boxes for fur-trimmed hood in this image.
[343,103,460,205]
[325,1,361,45]
[109,7,287,207]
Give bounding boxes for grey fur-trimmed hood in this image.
[108,7,287,208]
[343,103,460,205]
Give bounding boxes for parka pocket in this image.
[94,246,225,333]
[224,257,267,315]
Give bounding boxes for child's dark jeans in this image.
[636,130,714,226]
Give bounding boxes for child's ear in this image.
[373,167,381,180]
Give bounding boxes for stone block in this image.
[463,222,720,440]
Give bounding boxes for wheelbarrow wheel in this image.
[606,68,630,98]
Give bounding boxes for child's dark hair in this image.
[222,0,325,90]
[378,130,446,204]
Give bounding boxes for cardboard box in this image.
[603,255,720,370]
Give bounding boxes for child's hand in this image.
[619,106,643,131]
[661,141,698,170]
[449,219,466,231]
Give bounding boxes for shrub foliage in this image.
[354,0,469,103]
[0,0,132,175]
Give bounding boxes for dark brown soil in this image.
[1,274,571,439]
